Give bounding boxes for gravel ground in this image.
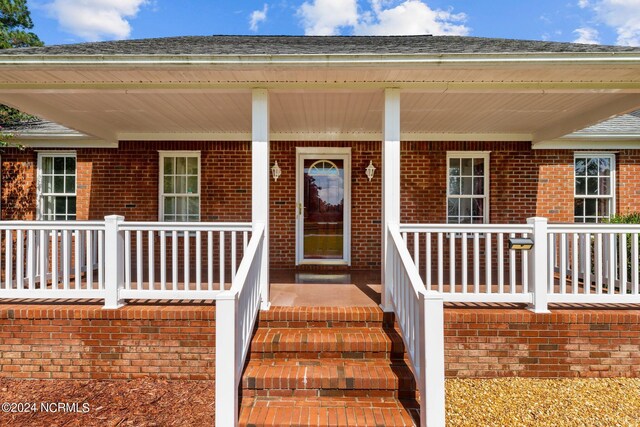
[447,378,640,427]
[0,377,638,426]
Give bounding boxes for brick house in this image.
[0,36,639,426]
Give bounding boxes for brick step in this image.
[239,396,418,426]
[258,306,391,328]
[249,327,406,359]
[242,359,417,399]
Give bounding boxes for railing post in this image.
[420,290,445,427]
[527,217,549,313]
[216,292,238,427]
[104,215,125,309]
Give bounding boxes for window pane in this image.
[55,196,66,214]
[164,197,175,215]
[448,198,459,217]
[599,158,611,176]
[449,177,460,195]
[42,196,54,217]
[599,177,610,195]
[587,177,598,195]
[65,157,76,174]
[585,199,597,216]
[574,199,584,217]
[473,158,484,176]
[472,217,484,224]
[164,157,174,175]
[54,176,65,193]
[449,158,460,176]
[461,158,473,176]
[54,157,65,174]
[587,158,599,176]
[473,198,484,217]
[597,199,610,217]
[43,176,53,193]
[447,216,458,224]
[187,176,198,194]
[473,177,484,195]
[187,157,198,175]
[176,176,186,193]
[461,177,472,195]
[460,198,471,216]
[164,176,174,193]
[43,157,53,174]
[460,217,471,224]
[65,176,75,193]
[575,178,586,195]
[176,197,187,215]
[67,197,76,216]
[575,158,586,176]
[188,197,199,215]
[176,157,186,174]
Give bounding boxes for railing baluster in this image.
[547,233,555,294]
[572,233,579,294]
[148,231,155,290]
[160,230,167,291]
[74,230,81,290]
[5,230,12,289]
[596,233,603,294]
[449,232,455,293]
[62,230,70,290]
[39,229,47,289]
[243,231,248,252]
[124,230,131,289]
[633,233,639,295]
[208,231,213,291]
[437,233,443,293]
[98,230,104,289]
[184,230,190,289]
[196,231,202,291]
[461,232,467,294]
[172,230,178,290]
[220,231,225,290]
[86,230,93,290]
[473,233,480,294]
[27,230,35,290]
[620,233,627,295]
[51,230,58,290]
[498,232,504,294]
[584,233,591,295]
[232,231,237,280]
[560,233,567,294]
[509,233,516,293]
[607,233,615,294]
[425,232,431,290]
[136,230,143,290]
[521,233,528,294]
[413,233,419,272]
[485,233,492,294]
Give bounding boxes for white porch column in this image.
[382,88,401,312]
[252,89,271,310]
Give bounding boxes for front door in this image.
[296,148,351,265]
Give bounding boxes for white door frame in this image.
[295,147,351,266]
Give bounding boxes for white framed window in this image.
[574,153,615,223]
[159,151,200,222]
[37,152,77,220]
[447,152,489,224]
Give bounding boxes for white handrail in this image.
[215,222,265,427]
[388,223,445,427]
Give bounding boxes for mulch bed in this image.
[0,378,214,426]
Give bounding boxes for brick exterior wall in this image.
[2,142,640,269]
[0,305,215,380]
[445,309,640,378]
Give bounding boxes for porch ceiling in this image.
[0,63,639,143]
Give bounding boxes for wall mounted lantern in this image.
[365,160,376,181]
[508,238,534,250]
[271,161,282,181]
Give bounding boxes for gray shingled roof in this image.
[569,111,640,137]
[2,35,640,56]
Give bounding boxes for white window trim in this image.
[446,151,490,224]
[36,151,77,220]
[158,151,201,222]
[573,152,616,222]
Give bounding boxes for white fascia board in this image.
[0,52,640,66]
[532,138,640,149]
[18,139,118,148]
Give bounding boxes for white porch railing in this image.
[388,223,445,427]
[0,216,253,307]
[0,221,106,300]
[215,222,265,427]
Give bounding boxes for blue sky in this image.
[28,0,640,46]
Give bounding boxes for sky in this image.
[27,0,640,47]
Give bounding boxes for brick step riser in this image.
[242,389,419,399]
[249,351,407,360]
[257,321,391,328]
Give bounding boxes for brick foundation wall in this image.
[445,309,640,378]
[0,305,215,380]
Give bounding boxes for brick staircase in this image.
[239,307,419,426]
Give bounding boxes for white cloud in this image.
[580,0,640,46]
[250,4,269,32]
[573,27,600,43]
[355,0,468,36]
[578,0,591,8]
[45,0,148,41]
[298,0,358,35]
[298,0,468,36]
